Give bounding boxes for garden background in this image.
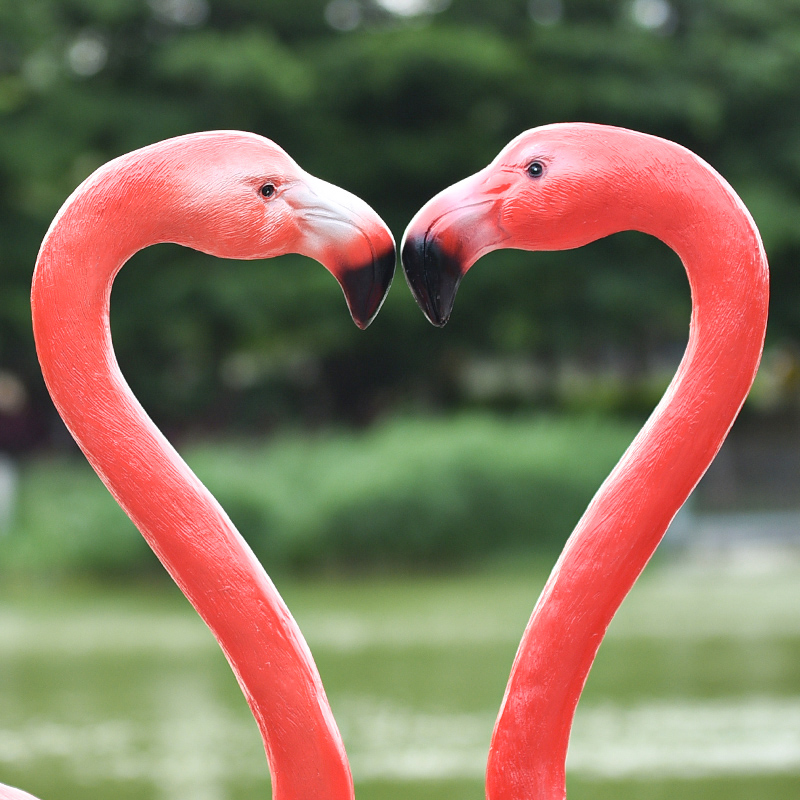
[2,1,800,799]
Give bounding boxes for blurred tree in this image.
[2,0,800,444]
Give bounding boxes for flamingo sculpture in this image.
[401,123,769,800]
[1,131,396,800]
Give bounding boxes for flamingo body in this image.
[12,131,396,800]
[401,123,769,800]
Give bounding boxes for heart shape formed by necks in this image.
[21,131,397,800]
[402,122,768,800]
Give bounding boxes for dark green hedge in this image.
[0,414,636,576]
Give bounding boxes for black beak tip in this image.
[427,306,451,329]
[340,246,396,330]
[400,234,462,327]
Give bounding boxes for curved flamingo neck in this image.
[31,152,354,800]
[486,142,769,800]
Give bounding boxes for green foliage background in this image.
[2,415,636,575]
[1,0,800,442]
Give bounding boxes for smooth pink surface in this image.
[403,123,769,800]
[0,787,41,800]
[20,131,395,800]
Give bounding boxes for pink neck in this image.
[486,148,769,800]
[31,155,353,800]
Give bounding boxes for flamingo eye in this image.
[260,183,276,198]
[527,161,544,178]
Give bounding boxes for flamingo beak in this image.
[401,171,508,327]
[290,175,396,329]
[400,234,463,328]
[337,247,397,330]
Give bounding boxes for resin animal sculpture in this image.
[402,122,768,800]
[2,131,396,800]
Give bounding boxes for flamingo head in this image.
[149,131,396,329]
[401,123,641,326]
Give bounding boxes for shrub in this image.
[0,414,636,577]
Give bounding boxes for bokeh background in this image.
[2,0,800,798]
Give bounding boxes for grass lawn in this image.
[1,552,800,799]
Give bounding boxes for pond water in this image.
[2,551,800,799]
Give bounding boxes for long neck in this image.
[31,157,354,800]
[485,147,769,800]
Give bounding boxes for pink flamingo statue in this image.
[401,123,769,800]
[1,131,395,800]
